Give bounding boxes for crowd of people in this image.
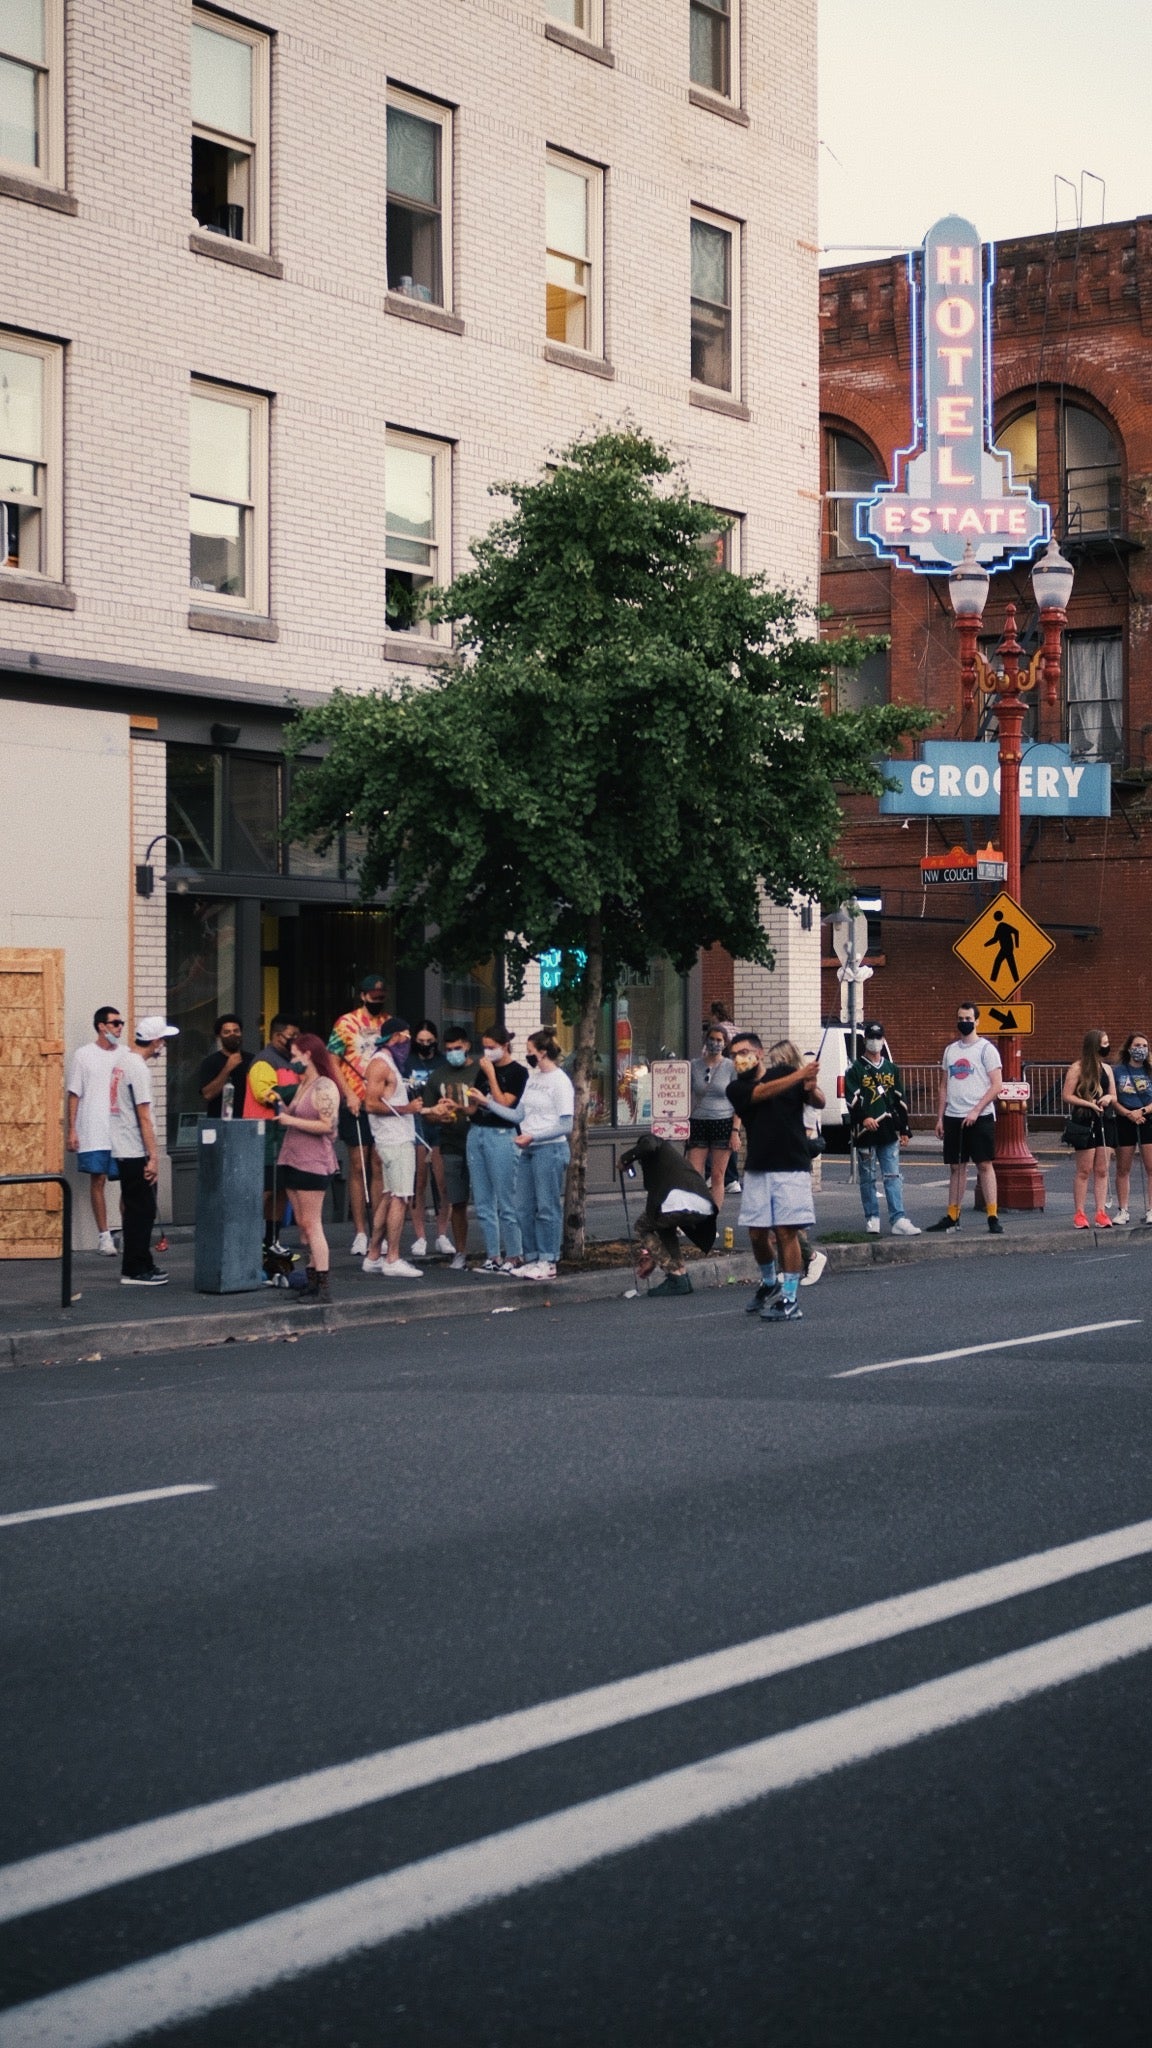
[65,982,1144,1310]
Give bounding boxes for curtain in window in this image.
[1066,634,1123,764]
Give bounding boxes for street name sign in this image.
[953,892,1055,997]
[975,1002,1034,1036]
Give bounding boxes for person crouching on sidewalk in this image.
[618,1134,718,1296]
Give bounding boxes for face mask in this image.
[482,1046,503,1063]
[364,996,386,1013]
[705,1039,724,1053]
[865,1039,883,1054]
[445,1049,468,1068]
[956,1019,976,1037]
[289,1058,308,1075]
[1100,1044,1111,1057]
[389,1041,411,1074]
[414,1041,436,1058]
[526,1053,539,1068]
[1130,1048,1148,1065]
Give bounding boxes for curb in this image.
[4,1226,1149,1368]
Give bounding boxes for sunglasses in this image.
[106,1020,125,1030]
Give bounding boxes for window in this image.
[189,381,268,612]
[699,510,741,571]
[0,331,62,580]
[387,89,452,308]
[546,152,603,356]
[385,429,450,637]
[191,9,270,250]
[832,649,888,713]
[996,408,1037,491]
[690,0,736,100]
[690,210,738,393]
[542,958,688,1128]
[824,428,885,557]
[545,0,600,35]
[1066,632,1123,765]
[0,0,63,186]
[1062,404,1122,538]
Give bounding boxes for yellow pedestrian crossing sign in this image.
[953,892,1055,998]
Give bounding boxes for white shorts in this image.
[739,1170,815,1230]
[374,1142,416,1199]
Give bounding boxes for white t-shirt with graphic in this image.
[941,1036,1001,1119]
[67,1041,119,1153]
[109,1049,154,1160]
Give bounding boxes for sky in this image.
[819,0,1152,265]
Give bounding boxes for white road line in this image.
[0,1485,215,1531]
[833,1318,1141,1379]
[5,1514,1152,1927]
[4,1602,1151,2048]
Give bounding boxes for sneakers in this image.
[865,1216,881,1235]
[745,1280,781,1314]
[381,1258,423,1279]
[987,1215,1004,1235]
[649,1272,692,1296]
[1115,1207,1130,1225]
[410,1238,428,1259]
[362,1255,385,1273]
[1093,1211,1112,1229]
[97,1230,118,1256]
[350,1233,368,1258]
[435,1234,456,1255]
[268,1238,295,1260]
[762,1296,802,1321]
[890,1216,921,1237]
[727,1179,742,1195]
[518,1260,557,1280]
[1073,1211,1090,1229]
[499,1258,525,1275]
[450,1252,467,1270]
[473,1257,504,1274]
[120,1269,169,1287]
[800,1250,828,1287]
[926,1215,960,1232]
[1145,1209,1152,1226]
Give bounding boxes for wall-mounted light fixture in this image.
[136,833,200,897]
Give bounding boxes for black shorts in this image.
[943,1114,996,1166]
[338,1102,373,1149]
[440,1151,470,1206]
[279,1167,335,1192]
[689,1117,734,1149]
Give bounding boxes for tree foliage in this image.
[285,429,932,1250]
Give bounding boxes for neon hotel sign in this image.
[859,215,1048,571]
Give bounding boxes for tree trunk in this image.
[562,916,603,1261]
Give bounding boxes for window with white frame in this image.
[0,331,62,579]
[691,209,738,393]
[546,151,603,356]
[387,89,452,308]
[385,430,450,638]
[189,381,268,611]
[698,510,741,572]
[544,0,603,38]
[0,0,63,185]
[191,9,270,250]
[690,0,737,100]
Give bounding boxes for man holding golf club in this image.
[362,1017,426,1280]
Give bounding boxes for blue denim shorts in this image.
[77,1150,119,1179]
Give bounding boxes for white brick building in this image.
[0,0,820,1225]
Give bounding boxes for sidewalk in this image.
[2,1139,1147,1367]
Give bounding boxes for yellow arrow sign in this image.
[975,1002,1034,1037]
[952,892,1055,998]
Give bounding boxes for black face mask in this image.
[526,1053,539,1068]
[364,997,386,1013]
[414,1041,437,1058]
[956,1019,976,1037]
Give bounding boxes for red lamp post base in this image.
[992,1104,1046,1210]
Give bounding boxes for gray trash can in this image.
[193,1119,265,1294]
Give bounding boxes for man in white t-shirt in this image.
[110,1015,179,1286]
[363,1017,423,1280]
[67,1005,126,1253]
[927,1000,1003,1235]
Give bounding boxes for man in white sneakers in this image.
[363,1017,424,1280]
[67,1005,125,1254]
[110,1016,179,1286]
[928,1000,1003,1235]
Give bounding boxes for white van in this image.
[810,1023,885,1150]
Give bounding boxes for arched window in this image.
[824,428,884,557]
[1062,404,1122,537]
[996,408,1037,491]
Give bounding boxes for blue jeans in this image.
[516,1140,569,1263]
[466,1126,522,1261]
[857,1139,907,1222]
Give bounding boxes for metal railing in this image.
[0,1175,74,1309]
[898,1064,1067,1122]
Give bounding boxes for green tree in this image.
[285,430,931,1253]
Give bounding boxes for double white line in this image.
[4,1516,1152,2046]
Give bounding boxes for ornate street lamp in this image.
[946,540,1075,1209]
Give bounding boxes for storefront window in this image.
[165,895,237,1143]
[542,955,687,1127]
[441,958,500,1046]
[168,748,223,870]
[228,754,279,871]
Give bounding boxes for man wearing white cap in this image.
[110,1016,178,1287]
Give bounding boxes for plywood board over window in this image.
[0,947,64,1258]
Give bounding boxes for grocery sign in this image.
[879,742,1111,818]
[858,216,1048,573]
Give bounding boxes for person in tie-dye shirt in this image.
[328,973,389,1254]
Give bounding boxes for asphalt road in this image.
[3,1246,1152,2046]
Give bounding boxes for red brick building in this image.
[819,215,1152,1063]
